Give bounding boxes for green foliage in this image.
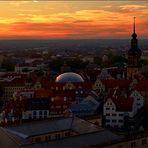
[1,57,15,71]
[66,59,88,70]
[50,58,88,72]
[50,59,64,72]
[94,56,102,65]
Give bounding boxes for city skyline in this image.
[0,1,147,39]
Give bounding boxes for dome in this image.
[55,72,84,83]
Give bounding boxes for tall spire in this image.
[133,16,136,34]
[132,16,137,39]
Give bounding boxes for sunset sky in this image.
[0,1,147,39]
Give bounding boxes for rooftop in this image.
[5,117,100,139]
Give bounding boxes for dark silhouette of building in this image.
[127,17,142,79]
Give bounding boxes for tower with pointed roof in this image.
[127,17,142,79]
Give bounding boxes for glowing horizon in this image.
[0,1,147,39]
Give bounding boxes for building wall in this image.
[130,90,144,110]
[2,86,25,100]
[127,67,141,79]
[104,99,124,128]
[103,136,148,148]
[29,130,77,143]
[22,110,49,120]
[139,91,148,111]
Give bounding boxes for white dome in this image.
[55,72,84,83]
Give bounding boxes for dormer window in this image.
[51,98,54,102]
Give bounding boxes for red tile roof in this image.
[34,88,50,98]
[101,79,131,90]
[135,78,148,91]
[107,88,134,112]
[112,96,133,112]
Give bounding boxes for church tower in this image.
[127,17,142,79]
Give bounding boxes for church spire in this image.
[132,17,137,39]
[127,17,142,80]
[133,16,136,34]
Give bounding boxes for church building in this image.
[127,17,142,79]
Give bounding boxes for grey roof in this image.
[2,117,125,148]
[0,127,19,148]
[71,117,100,134]
[55,72,84,83]
[6,118,73,138]
[70,102,98,113]
[6,117,99,140]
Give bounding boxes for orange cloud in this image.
[0,3,147,39]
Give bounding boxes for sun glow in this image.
[0,1,147,39]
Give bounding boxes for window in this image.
[106,113,110,116]
[39,111,42,115]
[106,108,110,110]
[45,136,51,141]
[142,139,146,145]
[119,114,123,116]
[117,144,123,148]
[112,120,116,123]
[118,120,123,123]
[65,132,70,137]
[44,111,47,115]
[112,108,114,110]
[105,119,110,122]
[35,137,41,142]
[131,142,136,148]
[112,113,116,116]
[56,134,60,139]
[39,111,42,118]
[33,111,36,116]
[29,114,32,119]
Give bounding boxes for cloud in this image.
[120,5,146,10]
[0,4,147,39]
